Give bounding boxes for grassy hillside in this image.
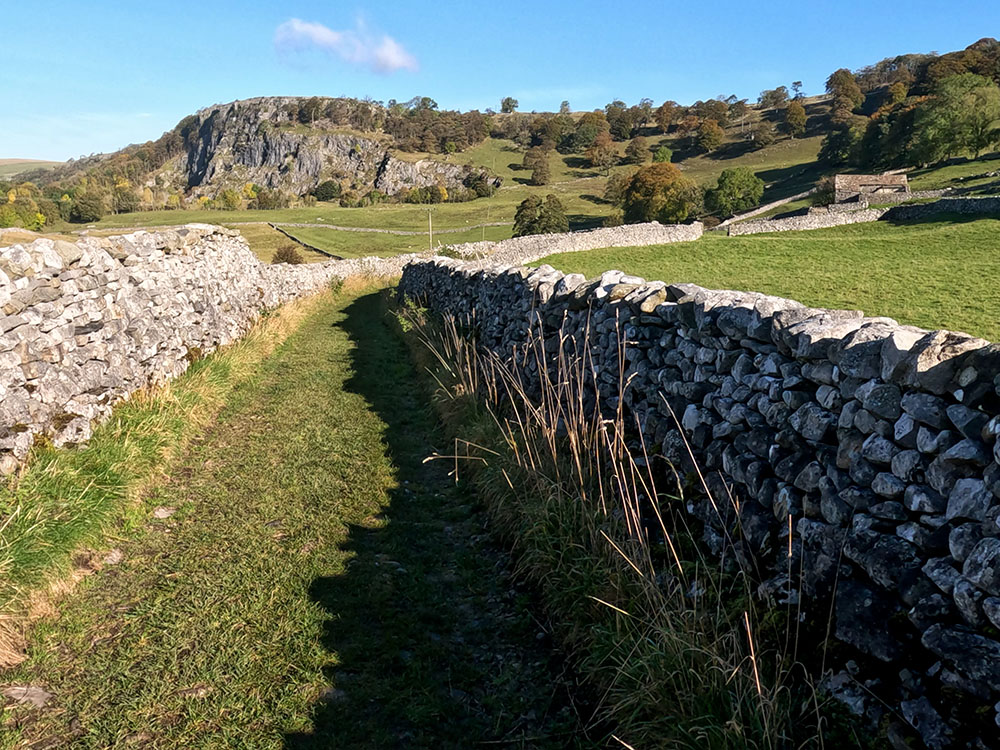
[534,216,1000,340]
[0,159,62,177]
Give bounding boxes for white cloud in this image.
[274,18,418,74]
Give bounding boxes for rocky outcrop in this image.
[399,258,1000,748]
[176,98,497,198]
[0,225,413,474]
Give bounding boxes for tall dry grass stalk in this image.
[402,305,830,749]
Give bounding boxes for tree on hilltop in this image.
[501,97,519,113]
[826,68,865,121]
[655,101,677,133]
[758,86,789,109]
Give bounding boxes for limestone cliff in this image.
[172,97,497,198]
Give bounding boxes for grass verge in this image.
[2,283,588,748]
[0,294,324,668]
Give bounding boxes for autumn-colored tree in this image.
[785,100,807,137]
[826,69,865,111]
[586,130,617,173]
[654,101,677,133]
[624,136,649,165]
[622,163,702,224]
[697,119,725,152]
[676,114,701,138]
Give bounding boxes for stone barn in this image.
[834,173,909,203]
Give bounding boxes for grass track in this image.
[0,285,585,748]
[535,216,1000,340]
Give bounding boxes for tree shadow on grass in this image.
[283,291,596,750]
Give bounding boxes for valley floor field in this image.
[0,287,585,748]
[535,216,1000,340]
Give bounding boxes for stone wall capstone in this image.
[0,224,411,474]
[399,257,1000,747]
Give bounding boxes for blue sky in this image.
[3,1,998,160]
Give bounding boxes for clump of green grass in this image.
[399,306,876,748]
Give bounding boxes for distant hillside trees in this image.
[826,69,865,121]
[68,191,105,223]
[655,101,677,133]
[624,137,649,165]
[697,120,725,152]
[605,100,644,140]
[586,131,617,174]
[653,145,672,163]
[705,167,764,217]
[524,147,551,185]
[822,70,1000,168]
[784,100,807,137]
[603,171,632,206]
[312,180,342,201]
[914,73,1000,159]
[622,163,702,224]
[758,86,789,109]
[512,194,569,236]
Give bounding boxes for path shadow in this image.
[283,291,594,749]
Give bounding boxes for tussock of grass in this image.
[0,295,323,667]
[399,305,876,748]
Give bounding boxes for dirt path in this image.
[0,287,591,749]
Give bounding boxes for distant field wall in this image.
[729,196,1000,236]
[444,221,703,265]
[400,257,1000,745]
[0,226,412,473]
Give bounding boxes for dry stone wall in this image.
[0,225,412,474]
[728,208,889,235]
[729,196,1000,236]
[444,221,703,265]
[399,258,1000,748]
